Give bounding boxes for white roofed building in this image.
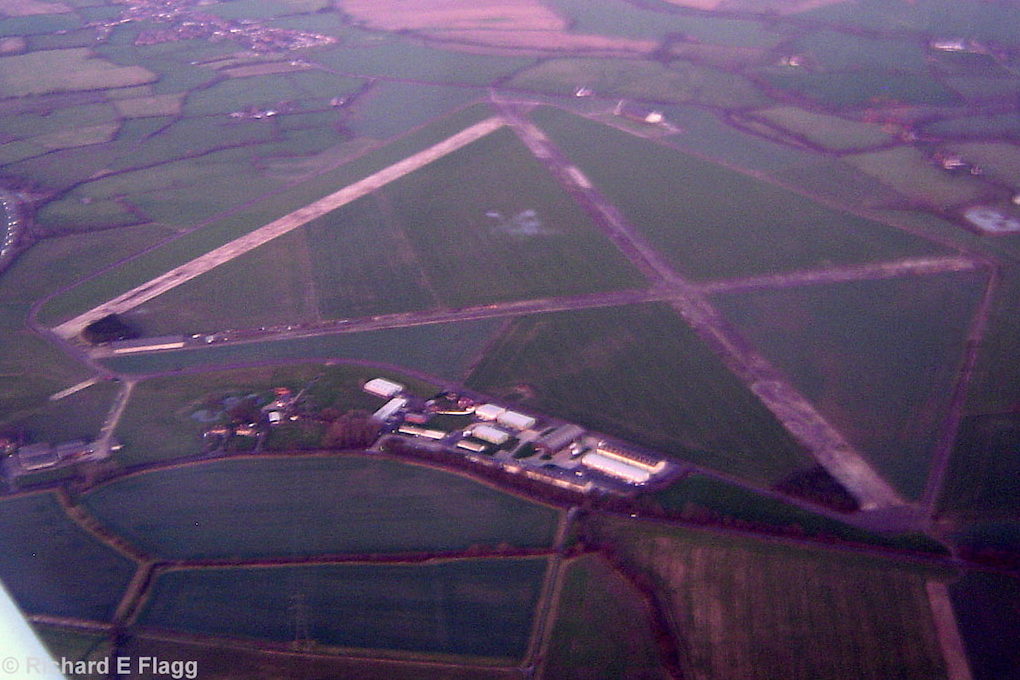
[364,377,404,399]
[474,403,506,421]
[581,451,651,484]
[497,410,536,431]
[471,424,510,446]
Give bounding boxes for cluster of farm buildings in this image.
[363,377,676,495]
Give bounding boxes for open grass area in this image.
[124,229,320,336]
[759,69,958,109]
[937,413,1020,520]
[843,147,993,209]
[466,303,812,486]
[35,103,496,327]
[314,126,645,311]
[713,271,987,500]
[102,318,503,383]
[543,554,669,680]
[597,517,950,680]
[508,58,767,108]
[530,107,942,281]
[138,557,548,659]
[82,455,560,559]
[750,106,894,152]
[0,492,136,620]
[0,48,155,96]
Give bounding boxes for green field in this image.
[713,272,987,500]
[101,319,503,383]
[0,48,155,97]
[937,413,1020,519]
[543,555,668,679]
[759,69,958,109]
[138,558,548,659]
[123,229,320,336]
[750,106,894,152]
[309,126,646,312]
[0,492,136,621]
[598,517,950,680]
[844,147,993,208]
[35,103,497,326]
[82,455,561,559]
[466,303,812,485]
[507,58,767,109]
[530,107,942,281]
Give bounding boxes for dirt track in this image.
[51,117,506,339]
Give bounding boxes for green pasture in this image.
[601,518,950,680]
[530,107,942,280]
[546,0,780,46]
[751,106,894,152]
[346,81,482,141]
[318,126,646,311]
[302,194,439,319]
[0,492,136,621]
[784,30,928,72]
[138,557,547,659]
[543,555,667,680]
[307,41,534,86]
[124,229,320,336]
[0,48,155,97]
[0,14,82,37]
[466,303,812,486]
[760,69,957,109]
[36,103,496,326]
[713,271,988,500]
[508,58,767,109]
[82,455,560,558]
[101,319,502,382]
[803,0,1020,46]
[938,413,1020,519]
[182,71,362,116]
[845,147,993,208]
[924,112,1020,140]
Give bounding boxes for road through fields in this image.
[51,116,507,340]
